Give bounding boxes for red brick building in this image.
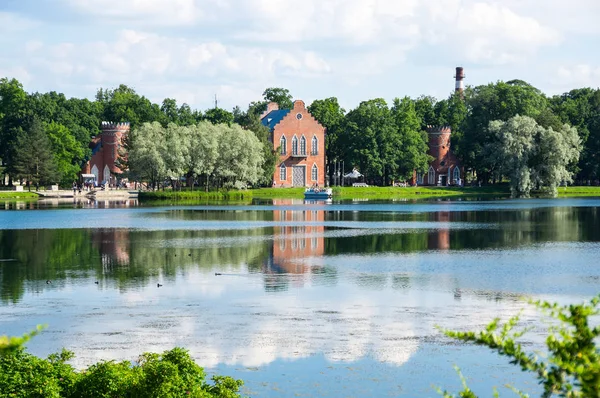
[261,100,326,187]
[416,125,463,186]
[81,122,129,186]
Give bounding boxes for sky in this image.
[0,0,599,112]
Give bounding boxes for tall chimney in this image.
[455,66,465,94]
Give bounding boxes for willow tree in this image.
[127,121,166,189]
[486,115,581,196]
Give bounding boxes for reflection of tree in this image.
[0,229,101,303]
[0,227,272,302]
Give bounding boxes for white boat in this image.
[304,187,332,200]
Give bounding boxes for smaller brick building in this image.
[261,100,326,187]
[81,122,129,186]
[417,125,463,186]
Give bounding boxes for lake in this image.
[1,197,599,397]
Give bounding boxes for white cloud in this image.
[63,0,207,25]
[419,2,561,65]
[0,12,38,35]
[556,64,600,89]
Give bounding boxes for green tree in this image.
[127,122,167,189]
[0,78,29,183]
[308,97,345,157]
[485,115,581,196]
[262,87,293,109]
[97,84,162,128]
[13,118,58,190]
[45,122,85,185]
[550,88,600,181]
[461,81,549,182]
[434,94,468,157]
[215,123,264,189]
[203,107,234,125]
[391,97,431,179]
[160,98,179,125]
[340,99,397,184]
[413,95,439,130]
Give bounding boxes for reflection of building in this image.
[427,211,450,251]
[261,101,326,187]
[264,199,325,274]
[92,229,130,267]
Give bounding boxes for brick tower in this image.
[82,122,130,186]
[422,125,462,186]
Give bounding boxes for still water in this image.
[1,198,599,397]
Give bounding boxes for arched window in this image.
[428,166,435,186]
[447,167,452,186]
[292,136,298,155]
[300,136,306,155]
[453,167,460,183]
[280,136,287,155]
[311,136,318,155]
[311,164,318,181]
[280,163,287,181]
[417,172,423,185]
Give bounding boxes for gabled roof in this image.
[261,109,290,132]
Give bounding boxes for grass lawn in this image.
[0,191,40,199]
[556,186,600,197]
[252,185,511,200]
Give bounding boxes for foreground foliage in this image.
[0,346,243,398]
[439,295,600,397]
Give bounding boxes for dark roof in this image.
[261,109,290,132]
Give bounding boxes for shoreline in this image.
[2,186,600,203]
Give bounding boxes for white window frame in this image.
[280,164,287,181]
[292,135,298,155]
[300,135,306,156]
[311,135,318,155]
[280,135,286,155]
[428,166,435,186]
[453,167,460,183]
[311,164,318,181]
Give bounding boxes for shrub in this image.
[0,346,243,398]
[438,295,600,397]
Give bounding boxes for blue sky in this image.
[1,0,599,112]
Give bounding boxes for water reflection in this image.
[2,198,139,210]
[0,199,599,396]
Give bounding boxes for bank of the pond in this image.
[252,186,511,200]
[138,190,252,201]
[116,186,600,203]
[0,191,40,199]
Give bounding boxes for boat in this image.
[304,187,332,200]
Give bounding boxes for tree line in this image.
[1,77,599,195]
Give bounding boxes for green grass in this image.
[557,186,600,197]
[251,187,306,199]
[251,185,510,200]
[138,189,253,202]
[0,191,40,199]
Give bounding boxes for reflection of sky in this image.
[1,266,540,371]
[2,199,600,397]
